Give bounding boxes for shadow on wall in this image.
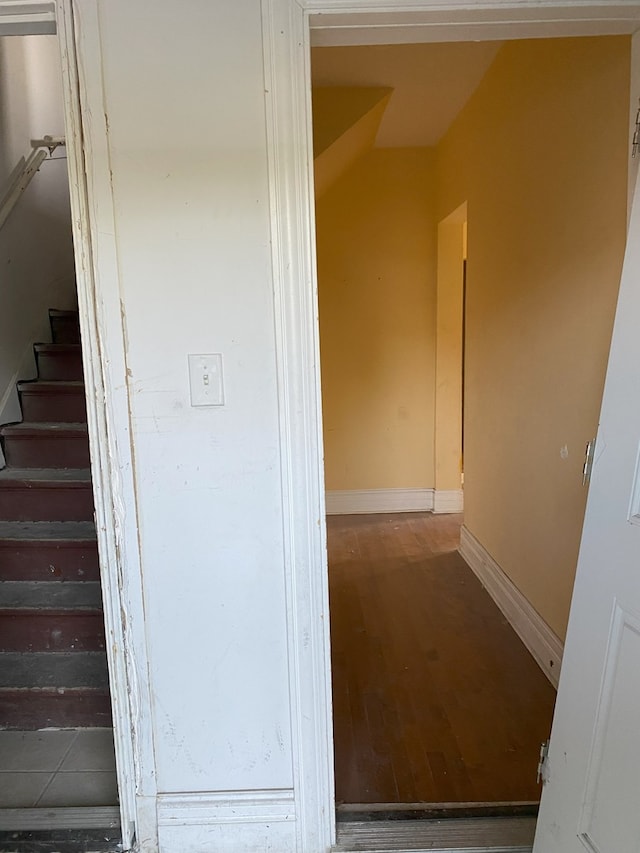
[0,34,77,460]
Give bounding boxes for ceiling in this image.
[311,41,503,147]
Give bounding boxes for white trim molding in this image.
[304,0,640,47]
[433,489,464,514]
[56,1,158,848]
[157,789,295,826]
[261,2,335,852]
[157,791,296,853]
[325,488,464,514]
[326,488,434,514]
[258,2,625,849]
[459,525,563,687]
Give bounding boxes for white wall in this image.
[87,3,294,849]
[0,35,76,455]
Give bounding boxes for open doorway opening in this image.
[0,31,120,841]
[311,32,630,827]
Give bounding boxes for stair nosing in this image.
[0,650,109,689]
[0,581,102,610]
[0,422,88,434]
[0,686,109,692]
[17,380,85,391]
[0,467,92,484]
[34,342,82,351]
[0,520,97,541]
[49,309,80,319]
[0,607,103,614]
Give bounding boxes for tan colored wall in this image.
[435,205,466,494]
[436,36,630,639]
[317,148,437,491]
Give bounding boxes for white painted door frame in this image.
[0,0,155,846]
[54,2,158,848]
[261,2,640,851]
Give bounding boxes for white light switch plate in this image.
[188,353,224,407]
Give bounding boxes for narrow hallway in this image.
[329,512,556,806]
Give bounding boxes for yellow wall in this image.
[437,36,630,639]
[435,204,466,493]
[317,148,437,491]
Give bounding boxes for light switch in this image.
[188,353,224,407]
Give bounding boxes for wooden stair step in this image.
[34,343,83,381]
[17,381,87,423]
[49,309,80,345]
[0,468,93,522]
[0,649,110,727]
[0,521,99,582]
[0,651,109,689]
[0,580,102,609]
[0,423,90,468]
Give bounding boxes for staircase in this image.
[0,309,111,729]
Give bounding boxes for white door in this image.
[533,165,640,851]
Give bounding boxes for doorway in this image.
[0,30,121,836]
[309,28,630,830]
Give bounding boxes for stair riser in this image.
[0,612,105,652]
[0,690,111,729]
[19,391,87,423]
[51,317,81,345]
[2,436,90,468]
[0,542,99,581]
[36,353,83,381]
[0,486,94,522]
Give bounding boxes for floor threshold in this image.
[0,828,122,853]
[337,803,539,821]
[0,807,120,831]
[333,816,536,853]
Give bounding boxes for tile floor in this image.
[0,729,118,808]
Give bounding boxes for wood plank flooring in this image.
[328,512,557,805]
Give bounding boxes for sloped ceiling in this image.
[312,87,392,197]
[311,41,502,147]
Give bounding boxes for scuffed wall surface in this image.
[93,0,293,793]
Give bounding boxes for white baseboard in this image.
[157,789,295,826]
[157,790,296,853]
[325,488,434,514]
[459,525,563,687]
[433,489,464,514]
[325,488,464,515]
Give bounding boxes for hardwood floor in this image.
[328,512,557,805]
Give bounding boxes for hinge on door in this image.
[537,739,550,785]
[582,438,596,486]
[633,98,640,157]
